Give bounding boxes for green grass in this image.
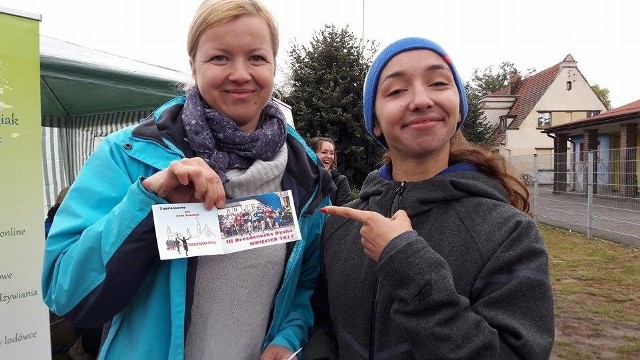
[541,224,640,359]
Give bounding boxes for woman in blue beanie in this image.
[304,37,555,359]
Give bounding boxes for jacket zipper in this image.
[369,181,406,360]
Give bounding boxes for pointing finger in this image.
[320,206,375,223]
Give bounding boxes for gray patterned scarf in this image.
[182,87,287,182]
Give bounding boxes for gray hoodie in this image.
[305,169,554,359]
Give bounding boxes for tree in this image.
[461,83,496,146]
[591,84,612,110]
[469,62,534,95]
[281,24,381,190]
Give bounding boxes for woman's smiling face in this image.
[315,141,336,170]
[192,15,276,132]
[373,49,461,161]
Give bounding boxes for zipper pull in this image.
[390,181,407,215]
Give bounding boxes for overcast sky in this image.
[2,0,638,108]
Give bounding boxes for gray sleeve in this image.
[333,175,351,206]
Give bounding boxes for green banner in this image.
[0,8,51,359]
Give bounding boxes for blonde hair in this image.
[187,0,279,82]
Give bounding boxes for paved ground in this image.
[533,188,640,248]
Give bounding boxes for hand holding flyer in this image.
[152,190,302,260]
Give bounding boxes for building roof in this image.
[40,36,189,117]
[541,99,640,135]
[489,56,570,130]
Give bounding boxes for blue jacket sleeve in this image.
[41,135,168,328]
[303,217,339,359]
[268,196,330,352]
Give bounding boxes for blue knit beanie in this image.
[363,37,468,149]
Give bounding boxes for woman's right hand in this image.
[142,157,225,210]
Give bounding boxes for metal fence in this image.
[508,148,640,248]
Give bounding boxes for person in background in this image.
[308,137,351,206]
[41,0,333,359]
[304,37,554,359]
[44,186,69,238]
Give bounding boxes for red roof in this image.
[584,99,640,121]
[542,99,640,133]
[491,62,562,130]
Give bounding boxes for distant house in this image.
[541,100,639,198]
[480,55,607,158]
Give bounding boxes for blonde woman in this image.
[42,1,333,359]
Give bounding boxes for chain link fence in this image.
[508,148,640,248]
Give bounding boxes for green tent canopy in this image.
[40,36,188,210]
[40,35,188,117]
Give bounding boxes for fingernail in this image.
[320,208,328,214]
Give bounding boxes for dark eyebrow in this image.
[426,64,450,73]
[380,64,451,84]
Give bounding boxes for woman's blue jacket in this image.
[42,97,333,359]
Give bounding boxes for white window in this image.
[537,112,551,128]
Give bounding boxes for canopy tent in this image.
[40,35,188,117]
[40,36,187,211]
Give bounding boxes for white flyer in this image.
[152,190,301,260]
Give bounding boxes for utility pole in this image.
[360,0,365,52]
